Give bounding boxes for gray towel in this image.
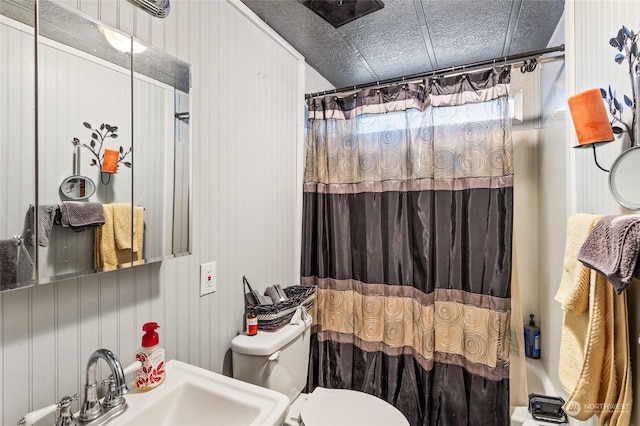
[0,238,19,290]
[265,285,288,303]
[59,201,105,231]
[577,215,640,293]
[28,204,58,247]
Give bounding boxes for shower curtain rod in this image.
[306,44,565,99]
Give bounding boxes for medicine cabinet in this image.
[0,0,192,290]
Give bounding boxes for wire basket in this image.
[243,277,316,331]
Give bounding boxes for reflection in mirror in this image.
[0,0,191,288]
[609,146,640,210]
[0,2,36,290]
[0,0,192,288]
[59,143,97,200]
[59,176,96,201]
[34,0,191,284]
[173,92,191,255]
[37,1,135,282]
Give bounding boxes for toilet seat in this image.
[299,387,409,426]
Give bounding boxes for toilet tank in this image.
[231,321,311,403]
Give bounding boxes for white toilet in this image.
[231,321,410,426]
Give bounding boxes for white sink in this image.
[108,360,289,426]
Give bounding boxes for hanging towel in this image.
[577,214,640,294]
[265,285,288,303]
[27,204,58,247]
[95,204,145,271]
[112,203,134,250]
[59,201,105,231]
[95,204,118,271]
[0,238,19,290]
[555,214,632,425]
[131,206,144,266]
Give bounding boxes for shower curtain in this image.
[302,67,513,426]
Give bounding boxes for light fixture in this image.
[568,88,615,172]
[100,26,147,54]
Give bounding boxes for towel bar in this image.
[13,235,34,266]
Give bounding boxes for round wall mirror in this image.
[59,176,96,200]
[609,146,640,210]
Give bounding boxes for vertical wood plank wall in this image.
[0,17,36,284]
[569,1,640,423]
[0,1,305,424]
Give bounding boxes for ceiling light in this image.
[100,26,147,54]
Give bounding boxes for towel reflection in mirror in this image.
[95,204,144,271]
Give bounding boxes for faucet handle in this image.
[17,403,58,426]
[55,394,79,426]
[102,376,125,409]
[17,394,78,426]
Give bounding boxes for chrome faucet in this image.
[78,349,129,425]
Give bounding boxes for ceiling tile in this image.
[240,0,564,91]
[509,0,565,55]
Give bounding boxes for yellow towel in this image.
[113,203,134,251]
[131,206,144,266]
[555,214,632,424]
[95,204,118,272]
[95,204,145,271]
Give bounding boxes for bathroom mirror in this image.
[609,146,640,210]
[59,177,96,201]
[37,0,191,283]
[0,1,36,289]
[0,0,191,288]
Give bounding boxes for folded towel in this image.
[556,214,632,424]
[28,204,58,247]
[131,206,144,266]
[0,238,19,290]
[59,201,105,232]
[95,204,145,271]
[113,203,133,250]
[95,204,117,271]
[265,285,288,303]
[577,214,640,293]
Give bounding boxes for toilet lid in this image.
[300,387,409,426]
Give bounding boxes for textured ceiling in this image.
[240,0,565,89]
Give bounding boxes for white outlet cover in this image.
[200,261,216,296]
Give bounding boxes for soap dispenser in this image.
[135,322,166,391]
[524,314,541,359]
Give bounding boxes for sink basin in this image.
[108,360,289,426]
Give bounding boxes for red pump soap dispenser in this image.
[134,322,165,391]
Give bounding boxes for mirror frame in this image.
[609,146,640,210]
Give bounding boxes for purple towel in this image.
[577,215,640,293]
[0,238,19,290]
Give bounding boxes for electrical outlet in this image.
[200,261,216,296]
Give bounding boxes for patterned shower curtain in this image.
[301,67,513,426]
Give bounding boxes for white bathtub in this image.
[511,359,564,426]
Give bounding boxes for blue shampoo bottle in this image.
[524,314,540,359]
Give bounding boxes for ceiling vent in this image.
[300,0,384,28]
[127,0,170,18]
